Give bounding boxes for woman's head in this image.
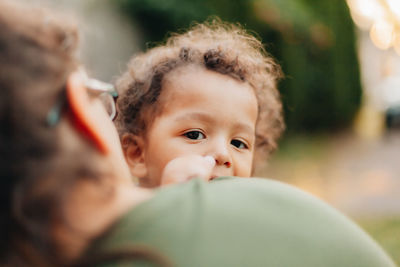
[0,0,78,258]
[0,1,130,265]
[115,19,284,175]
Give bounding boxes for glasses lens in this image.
[99,93,116,120]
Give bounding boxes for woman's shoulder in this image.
[89,177,395,267]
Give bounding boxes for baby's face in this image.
[142,66,258,186]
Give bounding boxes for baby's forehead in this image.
[160,65,202,99]
[160,64,256,104]
[158,66,257,117]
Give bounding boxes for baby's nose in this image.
[216,157,231,167]
[211,144,232,168]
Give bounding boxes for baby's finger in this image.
[197,156,215,181]
[203,155,216,169]
[161,155,216,185]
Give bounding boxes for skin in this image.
[125,65,258,187]
[52,71,152,261]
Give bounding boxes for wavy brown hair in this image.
[0,2,173,266]
[115,19,284,165]
[0,1,100,266]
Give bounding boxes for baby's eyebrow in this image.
[234,123,256,137]
[173,112,213,123]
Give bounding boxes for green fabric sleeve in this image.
[88,177,396,267]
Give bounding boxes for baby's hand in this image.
[161,155,216,185]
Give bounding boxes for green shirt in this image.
[88,177,395,266]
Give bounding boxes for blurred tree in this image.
[114,0,361,133]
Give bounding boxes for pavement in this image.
[260,131,400,217]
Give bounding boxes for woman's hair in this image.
[115,19,284,163]
[0,1,103,265]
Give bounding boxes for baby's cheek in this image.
[236,157,253,177]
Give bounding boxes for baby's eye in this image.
[183,131,205,140]
[231,139,248,149]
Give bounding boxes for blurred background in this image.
[23,0,400,263]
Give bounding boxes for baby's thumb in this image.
[203,156,216,170]
[199,156,216,181]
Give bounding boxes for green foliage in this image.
[114,0,362,133]
[358,216,400,265]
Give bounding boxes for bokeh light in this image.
[370,18,395,50]
[347,0,400,55]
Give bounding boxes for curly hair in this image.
[115,19,284,163]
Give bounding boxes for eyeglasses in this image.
[85,75,118,120]
[46,69,118,127]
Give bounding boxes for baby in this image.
[114,20,284,188]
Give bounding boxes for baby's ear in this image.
[121,133,147,179]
